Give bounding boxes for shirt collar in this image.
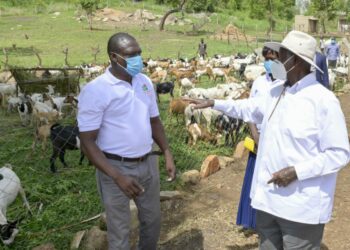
[104,66,123,85]
[286,73,316,94]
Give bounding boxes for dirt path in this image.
[159,92,350,250]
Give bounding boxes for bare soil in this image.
[159,92,350,250]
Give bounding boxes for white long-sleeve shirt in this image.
[214,73,350,224]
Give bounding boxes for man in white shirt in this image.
[185,31,350,249]
[78,33,176,250]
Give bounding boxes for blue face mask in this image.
[264,60,273,74]
[114,53,143,77]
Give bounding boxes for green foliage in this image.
[309,0,337,32]
[77,0,101,14]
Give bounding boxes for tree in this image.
[159,0,188,31]
[309,0,337,33]
[248,0,294,33]
[77,0,101,30]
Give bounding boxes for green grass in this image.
[0,2,286,249]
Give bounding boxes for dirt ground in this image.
[159,92,350,250]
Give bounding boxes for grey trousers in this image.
[256,210,325,250]
[96,155,161,250]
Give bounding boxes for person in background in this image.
[314,51,330,89]
[78,32,176,250]
[185,30,349,250]
[236,45,279,235]
[325,37,340,68]
[198,38,207,59]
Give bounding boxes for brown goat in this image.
[168,99,189,122]
[187,123,222,146]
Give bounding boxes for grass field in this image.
[0,1,319,249]
[0,3,246,248]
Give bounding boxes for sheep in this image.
[49,124,85,173]
[187,123,222,146]
[0,163,31,245]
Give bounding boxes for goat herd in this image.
[0,51,348,245]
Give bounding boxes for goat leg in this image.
[19,186,32,216]
[50,148,59,173]
[79,151,85,165]
[59,149,68,168]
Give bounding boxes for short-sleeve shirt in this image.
[78,68,159,157]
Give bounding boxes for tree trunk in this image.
[159,0,187,31]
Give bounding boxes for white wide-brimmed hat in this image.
[265,30,323,74]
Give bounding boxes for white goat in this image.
[0,164,31,245]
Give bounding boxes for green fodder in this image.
[10,68,81,95]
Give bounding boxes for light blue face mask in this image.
[114,53,143,77]
[264,60,273,74]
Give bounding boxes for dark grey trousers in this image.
[96,155,161,250]
[256,210,325,250]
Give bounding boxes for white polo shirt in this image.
[214,73,350,224]
[78,68,159,157]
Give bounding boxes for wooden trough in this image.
[10,67,83,96]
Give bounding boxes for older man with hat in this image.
[185,30,350,249]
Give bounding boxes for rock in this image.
[81,226,108,250]
[181,170,200,185]
[53,12,60,16]
[102,17,109,22]
[99,200,138,231]
[233,140,248,159]
[32,243,56,250]
[70,230,86,249]
[217,156,235,169]
[160,191,183,201]
[178,21,185,26]
[200,155,220,178]
[142,11,156,21]
[109,16,120,22]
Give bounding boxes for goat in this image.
[168,99,189,123]
[155,81,174,102]
[214,114,243,147]
[50,124,85,173]
[179,78,196,96]
[0,164,31,245]
[187,122,222,146]
[32,123,53,152]
[17,97,33,126]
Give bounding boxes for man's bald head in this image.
[107,32,136,55]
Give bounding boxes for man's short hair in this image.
[262,46,278,57]
[107,32,136,54]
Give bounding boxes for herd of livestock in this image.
[0,51,349,245]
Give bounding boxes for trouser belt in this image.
[103,151,162,163]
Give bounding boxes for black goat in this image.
[49,124,85,173]
[214,114,243,147]
[155,81,174,102]
[239,63,247,79]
